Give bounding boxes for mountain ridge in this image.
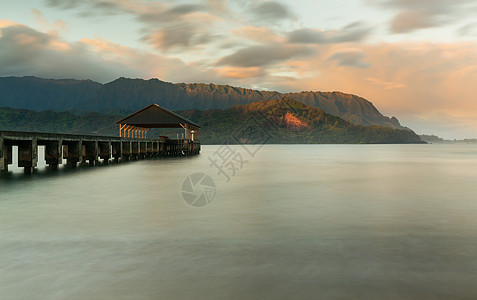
[0,76,404,130]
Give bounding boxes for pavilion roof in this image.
[116,104,200,129]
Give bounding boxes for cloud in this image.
[0,20,18,39]
[216,44,315,67]
[288,22,371,44]
[44,0,82,10]
[366,78,405,90]
[32,8,67,32]
[328,48,370,68]
[216,66,265,79]
[378,0,474,13]
[32,8,49,28]
[372,0,477,33]
[44,0,129,15]
[0,22,217,83]
[44,0,225,52]
[458,22,477,36]
[145,24,216,51]
[250,1,296,23]
[231,26,284,44]
[390,10,434,33]
[204,0,228,13]
[136,4,209,24]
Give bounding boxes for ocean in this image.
[1,144,477,299]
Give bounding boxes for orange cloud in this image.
[0,20,20,37]
[80,37,133,56]
[217,66,264,79]
[231,26,284,43]
[366,78,406,90]
[270,42,477,136]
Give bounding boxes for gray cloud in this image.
[371,0,477,33]
[145,24,217,51]
[44,0,220,51]
[44,0,82,10]
[379,0,474,13]
[204,0,228,13]
[253,1,295,20]
[458,23,477,36]
[45,0,127,16]
[329,49,370,68]
[245,1,297,27]
[0,25,124,81]
[0,25,52,72]
[288,22,371,44]
[0,23,217,83]
[45,0,207,21]
[137,4,207,24]
[216,44,315,67]
[169,4,204,15]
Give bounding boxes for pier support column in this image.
[0,137,5,172]
[152,142,158,156]
[64,141,82,167]
[121,141,131,161]
[146,142,153,157]
[139,142,146,159]
[112,142,121,162]
[157,142,163,156]
[183,139,190,156]
[99,141,111,164]
[1,140,12,172]
[132,142,139,160]
[18,139,38,174]
[45,140,62,170]
[83,141,98,166]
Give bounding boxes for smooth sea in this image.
[1,144,477,299]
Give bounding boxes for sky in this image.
[1,0,477,139]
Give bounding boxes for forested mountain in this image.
[0,98,423,144]
[0,76,404,129]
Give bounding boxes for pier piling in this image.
[44,140,62,170]
[99,141,111,164]
[83,141,98,166]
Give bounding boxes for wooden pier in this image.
[0,131,200,173]
[0,103,202,173]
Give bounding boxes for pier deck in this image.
[0,131,200,173]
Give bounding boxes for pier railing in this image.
[0,131,200,173]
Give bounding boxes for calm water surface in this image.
[1,144,477,299]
